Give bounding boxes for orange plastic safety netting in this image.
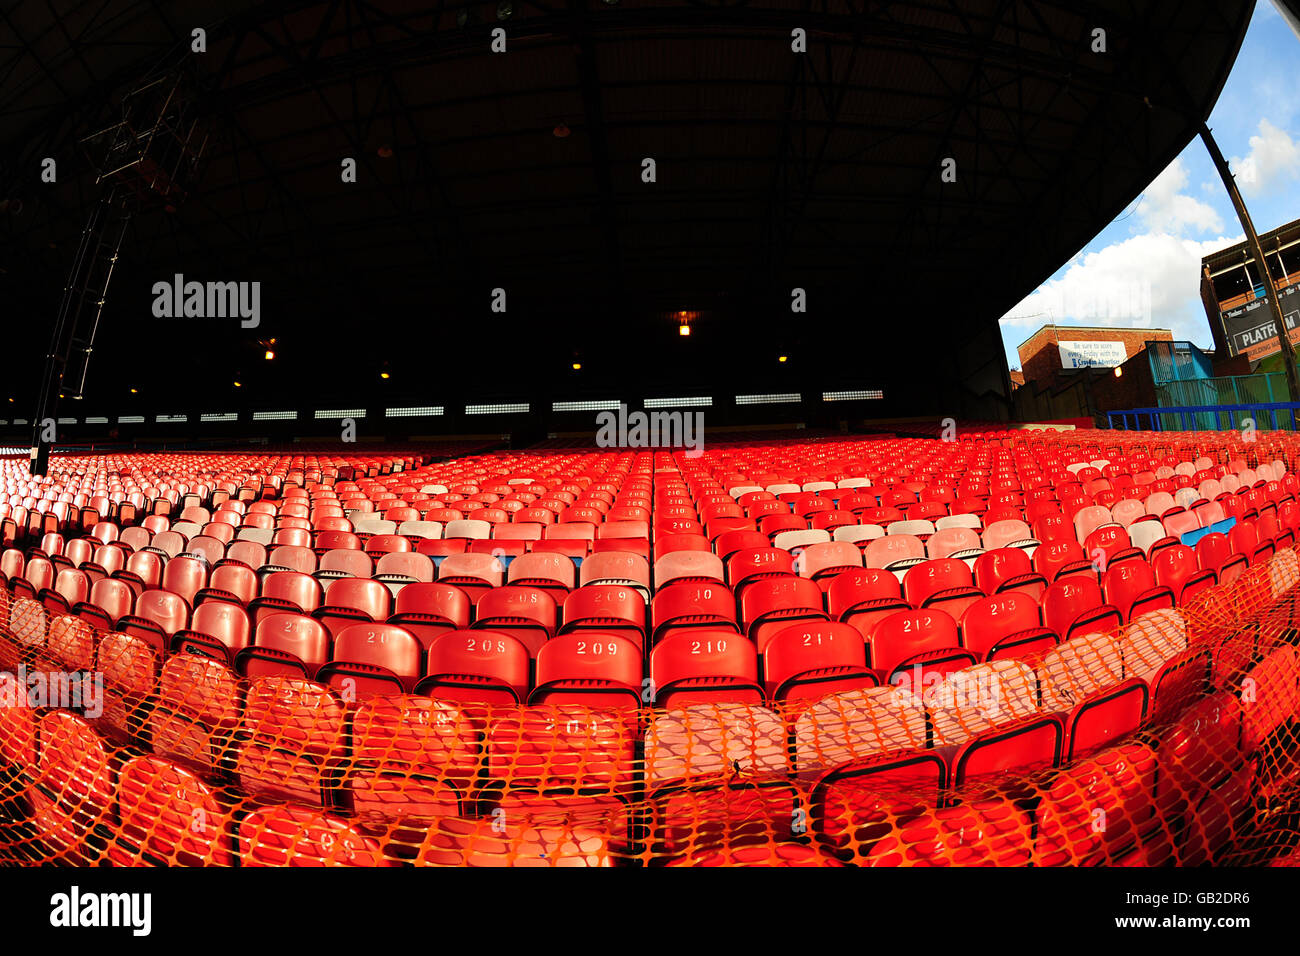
[0,550,1297,867]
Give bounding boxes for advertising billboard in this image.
[1222,283,1300,360]
[1058,340,1128,369]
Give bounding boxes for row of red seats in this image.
[2,513,1272,714]
[6,623,1293,865]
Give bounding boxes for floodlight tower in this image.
[1200,123,1300,404]
[30,71,207,476]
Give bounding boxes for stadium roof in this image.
[0,0,1258,430]
[1202,216,1300,273]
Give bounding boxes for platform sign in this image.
[1058,340,1127,369]
[1222,283,1300,360]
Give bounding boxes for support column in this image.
[1200,122,1300,403]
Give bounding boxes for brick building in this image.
[1200,217,1300,363]
[1017,324,1174,389]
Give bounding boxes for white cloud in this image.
[1000,232,1244,349]
[1136,158,1225,235]
[1230,118,1300,197]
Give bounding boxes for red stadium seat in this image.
[950,714,1065,786]
[580,551,651,599]
[228,539,271,570]
[739,576,830,651]
[972,547,1046,600]
[1196,531,1247,585]
[110,754,231,865]
[959,591,1049,661]
[796,540,864,587]
[238,613,332,679]
[86,577,134,625]
[1065,677,1149,759]
[437,552,505,603]
[650,580,740,646]
[236,677,345,807]
[419,629,531,706]
[901,558,982,619]
[827,567,909,639]
[1041,578,1120,643]
[1151,543,1216,604]
[26,711,113,860]
[529,633,643,709]
[318,547,374,579]
[1101,560,1174,623]
[251,570,324,623]
[161,553,209,607]
[119,588,190,653]
[865,607,960,678]
[763,621,877,701]
[654,550,725,590]
[315,530,362,553]
[506,551,576,598]
[559,585,647,647]
[238,804,396,866]
[344,695,471,820]
[374,550,435,585]
[318,622,423,699]
[725,547,795,600]
[200,562,259,607]
[267,544,317,574]
[176,600,252,663]
[1032,539,1091,583]
[1035,742,1166,865]
[314,577,392,637]
[810,752,947,863]
[388,581,472,649]
[648,630,763,708]
[472,585,558,656]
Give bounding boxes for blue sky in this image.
[999,1,1300,369]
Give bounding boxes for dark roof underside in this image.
[0,0,1256,425]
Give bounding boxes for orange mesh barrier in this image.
[0,549,1297,867]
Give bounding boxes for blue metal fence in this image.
[1106,402,1300,432]
[1154,373,1290,409]
[1145,340,1213,385]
